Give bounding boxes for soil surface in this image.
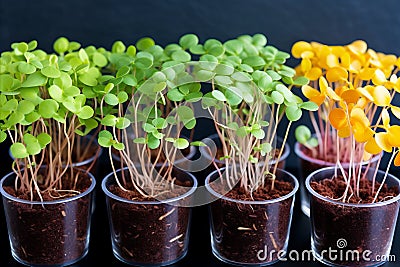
[106,170,193,265]
[2,171,93,265]
[309,176,400,266]
[209,177,295,264]
[310,176,399,203]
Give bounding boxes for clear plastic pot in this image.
[102,167,198,266]
[0,168,96,266]
[306,166,400,267]
[205,167,298,266]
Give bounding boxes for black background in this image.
[1,0,400,266]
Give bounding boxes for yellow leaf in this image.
[340,53,351,68]
[387,126,400,147]
[326,67,348,82]
[301,85,325,105]
[394,79,400,93]
[389,74,397,84]
[319,76,329,93]
[372,69,387,85]
[355,97,368,109]
[326,86,342,101]
[341,89,360,104]
[394,152,400,167]
[292,41,312,58]
[301,51,314,58]
[365,138,382,155]
[358,68,376,80]
[352,122,374,143]
[382,108,390,129]
[347,40,368,55]
[329,108,348,130]
[375,132,392,152]
[301,58,312,72]
[396,57,400,68]
[338,126,351,138]
[305,67,322,81]
[351,107,370,127]
[372,85,391,106]
[349,60,362,73]
[326,54,338,68]
[356,86,374,101]
[379,54,397,67]
[391,105,400,119]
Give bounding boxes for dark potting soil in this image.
[2,172,93,265]
[309,176,400,266]
[107,177,193,265]
[209,178,295,264]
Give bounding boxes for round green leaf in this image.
[136,37,155,51]
[167,88,184,101]
[37,133,51,148]
[10,143,29,159]
[48,84,63,102]
[252,128,265,139]
[113,142,125,150]
[299,101,319,111]
[17,100,35,114]
[179,34,199,50]
[63,86,80,97]
[78,106,94,119]
[295,125,312,144]
[39,99,59,118]
[18,62,36,74]
[123,75,137,86]
[208,44,225,57]
[98,130,113,147]
[21,72,47,87]
[190,44,205,55]
[171,50,191,62]
[271,91,284,104]
[176,106,194,119]
[115,117,130,129]
[93,52,108,67]
[41,66,61,78]
[117,91,129,103]
[28,40,38,51]
[116,65,130,78]
[231,72,252,82]
[243,56,266,68]
[293,76,309,86]
[0,131,6,143]
[105,93,119,106]
[174,138,189,149]
[212,90,227,102]
[147,133,160,149]
[79,73,98,86]
[0,74,14,91]
[196,70,215,81]
[16,43,29,54]
[112,41,126,53]
[8,111,24,125]
[285,106,302,121]
[53,37,69,54]
[252,34,268,46]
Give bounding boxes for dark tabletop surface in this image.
[0,147,399,267]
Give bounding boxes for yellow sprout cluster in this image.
[292,40,400,165]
